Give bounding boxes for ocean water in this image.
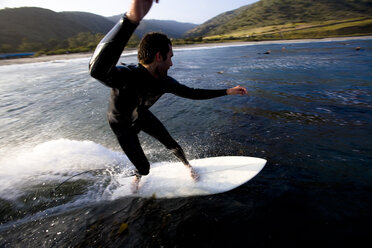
[0,38,371,247]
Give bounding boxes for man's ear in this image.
[155,52,163,62]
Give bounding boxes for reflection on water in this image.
[233,106,332,124]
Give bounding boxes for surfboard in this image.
[134,156,267,198]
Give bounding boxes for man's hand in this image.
[126,0,159,23]
[226,85,248,96]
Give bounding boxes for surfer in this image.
[89,0,247,191]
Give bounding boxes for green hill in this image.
[0,7,196,54]
[136,19,197,39]
[0,7,86,52]
[107,15,197,38]
[1,1,372,55]
[186,0,372,40]
[0,7,115,53]
[60,11,115,34]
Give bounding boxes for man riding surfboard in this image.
[89,0,247,191]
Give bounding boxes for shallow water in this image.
[0,38,371,246]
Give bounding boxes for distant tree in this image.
[57,40,69,50]
[68,32,89,48]
[127,34,140,47]
[18,38,43,52]
[0,44,15,53]
[47,39,59,50]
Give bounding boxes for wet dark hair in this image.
[138,32,172,65]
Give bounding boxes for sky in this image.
[0,0,258,24]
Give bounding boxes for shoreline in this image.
[1,35,371,66]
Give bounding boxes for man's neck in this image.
[142,63,159,79]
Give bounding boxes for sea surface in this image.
[0,38,371,247]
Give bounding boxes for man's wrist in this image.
[125,12,141,24]
[122,13,140,30]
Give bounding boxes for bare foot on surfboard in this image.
[131,174,141,193]
[188,166,200,181]
[184,163,199,181]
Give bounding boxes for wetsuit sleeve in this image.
[89,14,138,88]
[166,77,227,100]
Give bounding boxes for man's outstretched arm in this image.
[167,77,248,99]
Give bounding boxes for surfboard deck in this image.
[134,156,266,198]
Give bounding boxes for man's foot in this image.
[190,167,200,181]
[185,164,199,181]
[131,174,141,193]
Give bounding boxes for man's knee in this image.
[136,166,150,176]
[165,138,181,151]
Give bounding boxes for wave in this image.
[0,139,206,227]
[0,139,141,227]
[0,139,134,200]
[0,138,202,203]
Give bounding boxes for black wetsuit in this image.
[89,15,227,175]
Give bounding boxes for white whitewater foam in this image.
[0,139,133,199]
[1,139,265,201]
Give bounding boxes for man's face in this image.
[157,45,173,78]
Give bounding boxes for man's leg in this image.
[139,111,189,164]
[109,121,150,191]
[139,112,199,180]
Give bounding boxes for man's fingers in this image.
[231,86,247,95]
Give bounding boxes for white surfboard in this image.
[135,156,266,198]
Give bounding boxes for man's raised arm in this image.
[89,0,158,85]
[126,0,158,23]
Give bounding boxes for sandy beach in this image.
[1,36,371,66]
[0,52,94,66]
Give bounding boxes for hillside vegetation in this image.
[60,11,115,34]
[0,8,195,54]
[1,0,371,56]
[0,7,117,54]
[108,15,197,38]
[186,0,372,41]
